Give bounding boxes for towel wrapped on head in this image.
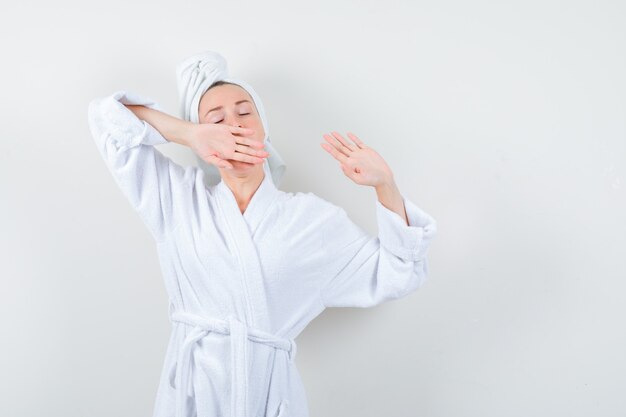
[176,50,286,187]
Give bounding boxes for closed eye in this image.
[215,113,250,123]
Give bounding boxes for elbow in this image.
[87,98,100,126]
[414,256,430,290]
[87,99,105,143]
[87,93,123,129]
[395,257,429,299]
[87,96,110,136]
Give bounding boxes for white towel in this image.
[176,50,286,187]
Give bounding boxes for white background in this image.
[1,0,624,416]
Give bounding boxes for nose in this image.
[232,123,249,139]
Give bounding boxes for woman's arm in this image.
[318,131,437,308]
[319,194,437,308]
[88,90,268,242]
[124,103,267,169]
[375,179,409,226]
[87,90,199,242]
[123,104,195,147]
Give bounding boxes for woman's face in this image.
[198,84,266,172]
[198,84,265,135]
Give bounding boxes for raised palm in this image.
[320,132,393,187]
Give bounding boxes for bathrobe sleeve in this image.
[87,90,197,242]
[320,195,437,308]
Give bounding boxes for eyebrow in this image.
[205,100,252,116]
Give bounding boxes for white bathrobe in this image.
[87,91,437,417]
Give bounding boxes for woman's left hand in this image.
[320,132,394,187]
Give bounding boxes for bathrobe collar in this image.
[214,164,280,329]
[215,164,280,236]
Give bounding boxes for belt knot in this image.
[167,307,297,417]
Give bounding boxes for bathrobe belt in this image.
[167,306,297,417]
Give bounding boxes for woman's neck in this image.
[222,168,265,214]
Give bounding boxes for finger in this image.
[231,126,256,136]
[326,132,353,156]
[234,135,265,149]
[346,132,366,149]
[330,131,357,152]
[205,154,233,169]
[235,143,269,157]
[231,151,266,164]
[207,150,225,160]
[320,142,350,165]
[323,134,351,158]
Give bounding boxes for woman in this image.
[87,51,437,417]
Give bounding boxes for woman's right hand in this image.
[189,124,269,169]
